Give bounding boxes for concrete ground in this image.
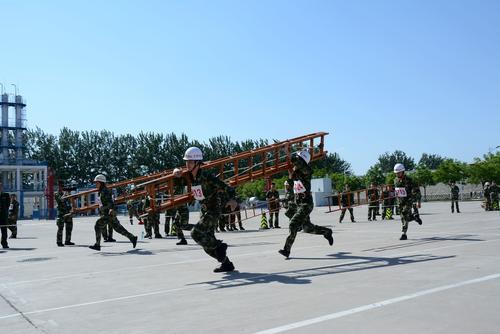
[1,201,499,334]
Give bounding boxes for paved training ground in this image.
[1,201,499,334]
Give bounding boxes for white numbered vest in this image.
[191,185,205,200]
[395,187,407,198]
[293,180,306,194]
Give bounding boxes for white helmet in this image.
[485,182,490,186]
[393,163,405,173]
[94,174,107,183]
[296,150,311,164]
[183,147,203,161]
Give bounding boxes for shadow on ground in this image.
[362,234,483,252]
[190,251,454,290]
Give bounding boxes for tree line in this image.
[24,128,499,199]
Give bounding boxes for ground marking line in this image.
[254,273,500,334]
[1,237,499,319]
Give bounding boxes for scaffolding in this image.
[0,93,48,218]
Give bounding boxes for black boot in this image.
[214,242,228,262]
[89,244,101,251]
[324,230,334,246]
[131,236,138,248]
[213,259,235,273]
[239,224,245,231]
[2,243,9,249]
[176,238,188,245]
[57,242,65,247]
[278,249,290,259]
[415,216,423,225]
[65,241,75,246]
[400,234,407,240]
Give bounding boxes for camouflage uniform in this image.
[142,196,162,238]
[164,207,177,235]
[281,157,333,255]
[282,183,297,219]
[189,169,235,265]
[394,174,422,236]
[55,192,73,245]
[127,199,142,225]
[230,201,244,230]
[451,184,460,213]
[94,186,136,247]
[412,187,422,216]
[217,192,231,232]
[339,191,355,223]
[0,192,11,249]
[367,187,379,221]
[7,197,19,238]
[491,183,499,210]
[170,176,193,241]
[484,185,492,211]
[266,188,280,228]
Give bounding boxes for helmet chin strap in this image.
[189,161,202,177]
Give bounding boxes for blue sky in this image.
[1,0,499,174]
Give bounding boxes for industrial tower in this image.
[0,90,48,218]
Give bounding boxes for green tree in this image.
[433,159,468,184]
[377,150,415,173]
[330,173,365,192]
[412,165,435,200]
[365,164,385,185]
[418,153,446,170]
[311,152,351,175]
[236,179,266,200]
[385,172,396,186]
[468,152,500,184]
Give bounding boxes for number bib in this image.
[191,185,205,200]
[395,187,407,198]
[293,181,306,194]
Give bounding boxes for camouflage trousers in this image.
[95,214,134,245]
[165,208,177,234]
[284,204,297,219]
[191,210,226,262]
[492,196,500,211]
[339,207,354,222]
[56,217,73,243]
[145,213,161,236]
[399,201,418,233]
[269,210,279,228]
[283,201,331,252]
[7,216,17,236]
[368,204,378,220]
[128,207,141,224]
[172,205,193,239]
